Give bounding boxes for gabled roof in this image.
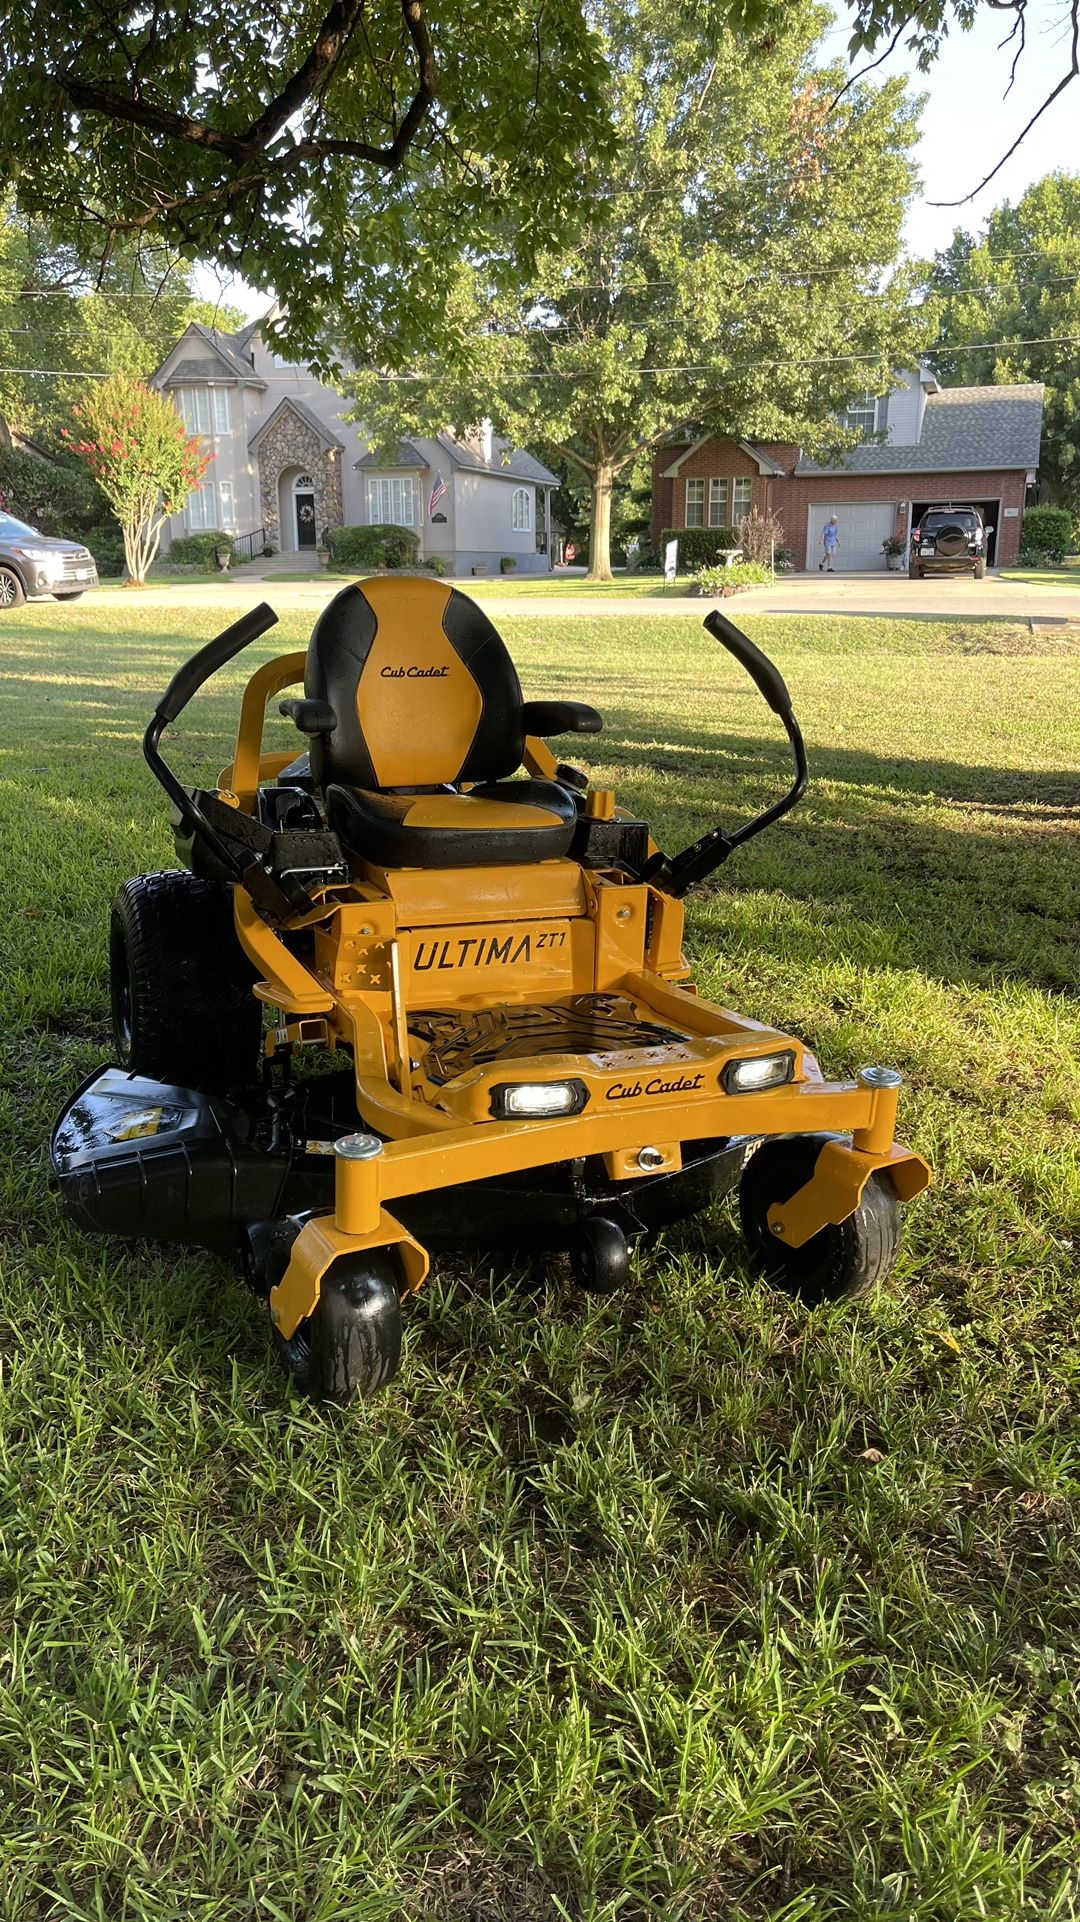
[248,395,344,455]
[354,440,429,471]
[436,432,558,484]
[660,437,785,478]
[796,383,1044,476]
[153,321,266,389]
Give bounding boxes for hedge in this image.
[659,526,741,569]
[167,531,234,569]
[1017,505,1074,566]
[326,523,420,570]
[0,443,104,537]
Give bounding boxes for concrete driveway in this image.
[88,568,1078,624]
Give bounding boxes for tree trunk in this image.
[585,465,615,583]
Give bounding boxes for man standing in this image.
[819,516,839,572]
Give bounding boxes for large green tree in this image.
[929,173,1080,505]
[346,0,930,579]
[0,206,244,445]
[0,3,1068,369]
[0,0,612,367]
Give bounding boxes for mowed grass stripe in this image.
[0,600,1078,1920]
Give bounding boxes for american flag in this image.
[428,471,447,517]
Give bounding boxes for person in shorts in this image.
[819,516,839,571]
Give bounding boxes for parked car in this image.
[0,512,99,609]
[909,504,991,580]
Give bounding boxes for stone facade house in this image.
[151,315,558,574]
[651,368,1044,570]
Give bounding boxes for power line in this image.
[2,333,1076,384]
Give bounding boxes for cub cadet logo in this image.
[414,928,567,972]
[380,664,450,678]
[606,1072,704,1101]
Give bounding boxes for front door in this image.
[295,491,317,549]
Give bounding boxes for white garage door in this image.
[808,502,896,572]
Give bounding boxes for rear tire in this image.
[739,1135,901,1307]
[110,870,262,1090]
[0,566,26,610]
[974,557,986,579]
[53,590,86,601]
[908,564,922,580]
[271,1251,403,1403]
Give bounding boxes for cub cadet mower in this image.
[53,578,930,1403]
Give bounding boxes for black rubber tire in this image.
[739,1135,901,1307]
[110,870,262,1090]
[974,557,986,580]
[0,566,26,610]
[53,590,86,601]
[569,1215,630,1294]
[908,564,922,580]
[271,1251,403,1403]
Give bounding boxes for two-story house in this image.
[151,315,558,574]
[651,367,1044,570]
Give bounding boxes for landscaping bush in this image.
[660,526,740,569]
[1017,505,1073,565]
[0,444,104,537]
[167,531,233,570]
[736,509,785,568]
[326,523,420,570]
[690,560,772,595]
[84,521,125,577]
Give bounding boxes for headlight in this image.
[491,1079,588,1118]
[15,546,58,567]
[721,1051,796,1093]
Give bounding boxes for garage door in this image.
[808,502,896,572]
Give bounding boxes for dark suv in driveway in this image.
[909,504,991,580]
[0,511,99,609]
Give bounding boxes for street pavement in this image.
[89,568,1079,624]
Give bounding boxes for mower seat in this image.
[290,578,601,870]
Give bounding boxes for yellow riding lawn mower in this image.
[53,578,930,1402]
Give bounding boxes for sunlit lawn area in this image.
[1,599,1078,1919]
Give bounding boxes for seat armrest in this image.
[521,700,602,737]
[280,697,338,735]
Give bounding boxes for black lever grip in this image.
[703,608,792,717]
[155,603,279,724]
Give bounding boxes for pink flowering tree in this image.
[65,376,210,584]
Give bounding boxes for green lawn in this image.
[1,602,1079,1920]
[999,557,1080,587]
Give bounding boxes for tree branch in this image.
[928,0,1077,206]
[50,0,437,182]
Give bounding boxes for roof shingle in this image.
[796,383,1043,476]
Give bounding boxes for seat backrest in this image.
[304,577,525,790]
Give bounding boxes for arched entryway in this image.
[277,467,320,554]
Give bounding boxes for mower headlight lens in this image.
[491,1079,588,1119]
[721,1051,796,1094]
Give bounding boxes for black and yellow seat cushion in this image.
[293,577,600,869]
[327,780,576,869]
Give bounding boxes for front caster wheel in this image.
[271,1250,403,1403]
[739,1136,900,1307]
[569,1216,630,1294]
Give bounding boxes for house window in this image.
[844,393,882,438]
[185,479,218,530]
[178,387,230,436]
[512,487,532,533]
[685,478,705,527]
[708,478,729,527]
[217,477,237,533]
[367,476,416,526]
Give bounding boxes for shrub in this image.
[736,509,785,568]
[326,523,420,570]
[660,526,740,569]
[1018,505,1073,565]
[500,555,518,573]
[167,531,233,569]
[0,444,104,536]
[426,556,448,577]
[774,546,794,573]
[691,560,772,595]
[84,522,125,577]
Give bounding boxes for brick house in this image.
[651,368,1044,570]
